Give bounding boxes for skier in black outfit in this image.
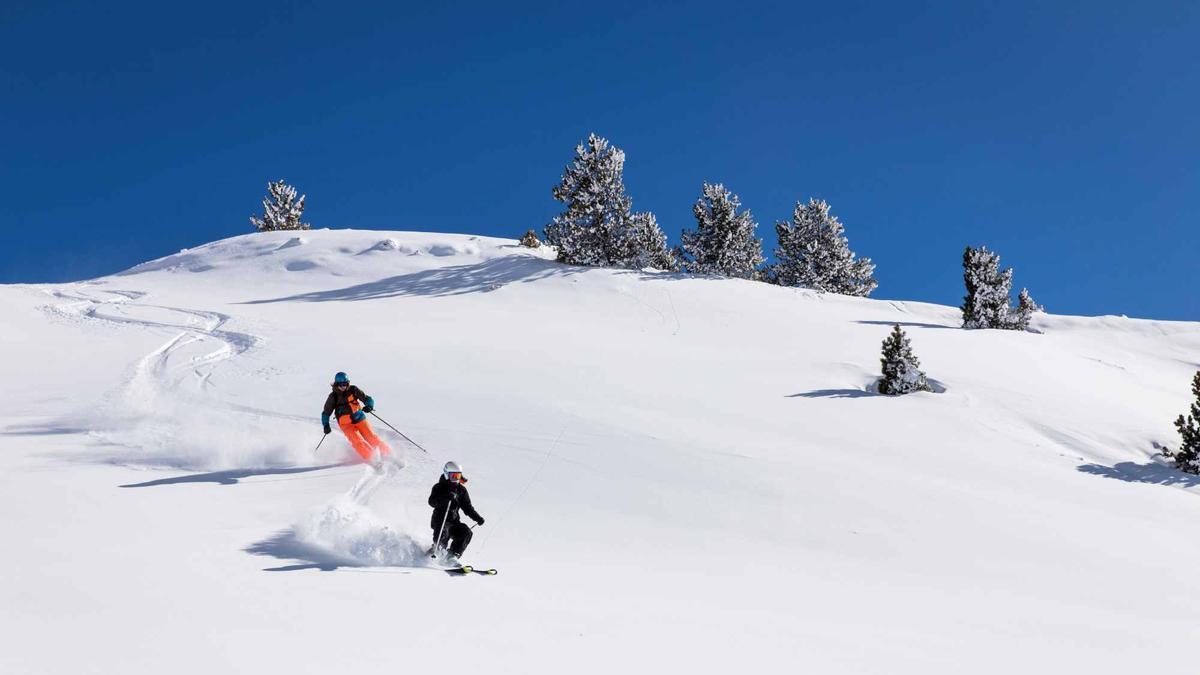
[429,460,485,563]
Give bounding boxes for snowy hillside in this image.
[2,229,1199,674]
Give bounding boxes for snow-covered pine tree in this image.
[961,246,1014,329]
[627,212,678,271]
[961,246,1043,331]
[772,198,877,296]
[1165,372,1200,474]
[544,134,644,268]
[680,182,764,278]
[250,180,309,232]
[878,324,931,395]
[1006,287,1042,331]
[519,229,541,248]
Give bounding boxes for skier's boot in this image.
[435,544,461,566]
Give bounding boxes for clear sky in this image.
[1,1,1196,319]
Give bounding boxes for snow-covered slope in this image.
[2,229,1198,674]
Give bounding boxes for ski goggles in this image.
[334,382,350,388]
[446,471,466,483]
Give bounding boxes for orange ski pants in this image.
[338,414,392,462]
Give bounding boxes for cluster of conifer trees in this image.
[539,134,877,297]
[244,143,1197,470]
[535,134,1053,398]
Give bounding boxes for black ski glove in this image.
[474,517,485,526]
[362,404,374,414]
[323,424,332,435]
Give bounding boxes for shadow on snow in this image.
[0,423,92,436]
[1076,461,1200,488]
[856,320,957,330]
[244,529,355,572]
[788,388,878,399]
[788,378,946,399]
[119,463,347,488]
[241,256,580,303]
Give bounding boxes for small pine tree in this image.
[250,180,309,232]
[680,182,764,278]
[519,229,541,248]
[878,324,931,395]
[772,198,877,297]
[1165,372,1200,474]
[961,246,1042,330]
[961,246,1015,329]
[1006,287,1042,330]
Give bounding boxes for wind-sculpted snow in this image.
[117,229,525,280]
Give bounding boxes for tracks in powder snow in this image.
[47,285,262,399]
[43,283,284,467]
[45,284,462,577]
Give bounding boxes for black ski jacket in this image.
[322,385,372,420]
[428,476,483,530]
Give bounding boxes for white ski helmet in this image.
[443,461,466,483]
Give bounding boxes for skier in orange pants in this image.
[321,372,394,467]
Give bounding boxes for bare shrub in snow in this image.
[680,182,763,278]
[878,324,931,395]
[961,246,1040,330]
[250,180,309,232]
[544,134,671,270]
[753,265,778,284]
[1165,372,1200,474]
[520,229,541,248]
[771,198,877,297]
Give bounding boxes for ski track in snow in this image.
[44,286,276,465]
[45,285,449,570]
[47,286,261,395]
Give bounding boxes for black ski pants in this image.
[434,521,473,556]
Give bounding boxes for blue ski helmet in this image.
[333,372,350,385]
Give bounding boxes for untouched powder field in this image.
[2,229,1199,674]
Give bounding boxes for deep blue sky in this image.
[1,1,1196,319]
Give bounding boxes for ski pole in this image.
[314,432,328,454]
[370,412,429,454]
[432,500,451,559]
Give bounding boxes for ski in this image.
[439,565,496,576]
